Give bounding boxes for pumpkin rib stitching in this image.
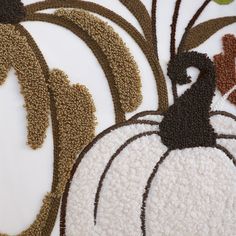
[140,149,171,236]
[93,131,160,225]
[215,144,236,166]
[59,121,159,236]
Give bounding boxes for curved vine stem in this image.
[24,13,127,124]
[151,0,158,57]
[119,0,154,47]
[178,0,211,53]
[25,0,169,111]
[170,0,182,102]
[15,24,61,236]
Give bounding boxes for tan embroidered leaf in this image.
[49,69,96,195]
[0,24,50,149]
[55,9,142,113]
[182,16,236,51]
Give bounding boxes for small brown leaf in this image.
[182,16,236,51]
[214,34,236,105]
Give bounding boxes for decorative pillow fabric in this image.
[0,0,235,236]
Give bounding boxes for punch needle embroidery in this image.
[214,34,236,105]
[59,1,236,236]
[0,0,236,236]
[61,52,236,236]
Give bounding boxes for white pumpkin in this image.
[61,51,236,236]
[60,110,236,236]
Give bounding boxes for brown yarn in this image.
[15,24,62,236]
[25,12,126,123]
[59,120,159,236]
[24,0,169,111]
[170,0,182,101]
[214,34,236,105]
[178,0,211,53]
[119,0,153,45]
[170,0,182,60]
[0,24,50,149]
[94,131,160,224]
[160,52,216,149]
[179,16,236,52]
[49,69,96,196]
[151,0,158,56]
[55,9,142,113]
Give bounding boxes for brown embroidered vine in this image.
[55,9,142,114]
[178,0,211,53]
[170,0,182,100]
[15,24,62,236]
[119,0,154,48]
[151,0,158,56]
[0,0,25,24]
[24,0,169,111]
[160,52,216,149]
[26,12,126,124]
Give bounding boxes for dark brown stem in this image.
[170,0,182,102]
[161,51,217,150]
[94,131,160,225]
[151,0,158,57]
[178,0,211,53]
[24,0,169,111]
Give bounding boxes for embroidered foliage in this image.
[55,9,142,114]
[181,16,236,51]
[214,34,236,105]
[0,24,50,149]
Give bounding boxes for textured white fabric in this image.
[65,115,236,236]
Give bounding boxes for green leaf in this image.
[213,0,234,4]
[182,16,236,51]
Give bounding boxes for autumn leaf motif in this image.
[55,9,142,115]
[214,34,236,105]
[0,24,50,149]
[48,69,96,196]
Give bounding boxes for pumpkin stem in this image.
[0,0,25,24]
[160,51,216,150]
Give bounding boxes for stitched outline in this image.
[13,24,62,236]
[93,131,160,225]
[59,120,159,236]
[178,0,211,53]
[140,149,171,236]
[24,0,169,111]
[24,13,126,124]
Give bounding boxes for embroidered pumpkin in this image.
[0,1,145,235]
[61,52,236,236]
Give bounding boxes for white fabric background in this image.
[0,0,235,235]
